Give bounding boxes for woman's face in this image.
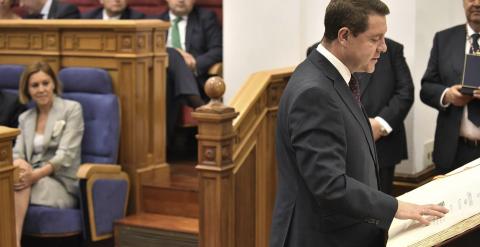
[28,71,55,108]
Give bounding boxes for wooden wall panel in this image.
[235,148,256,247]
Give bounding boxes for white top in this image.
[33,133,44,154]
[102,9,121,20]
[40,0,53,19]
[167,12,188,50]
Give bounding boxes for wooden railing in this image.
[193,67,294,247]
[0,126,20,247]
[0,20,169,213]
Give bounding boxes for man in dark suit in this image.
[0,91,25,128]
[306,38,414,195]
[82,0,145,19]
[270,1,447,246]
[420,0,480,174]
[21,0,80,19]
[159,0,222,98]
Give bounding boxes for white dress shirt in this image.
[40,0,53,19]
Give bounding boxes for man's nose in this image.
[379,38,387,53]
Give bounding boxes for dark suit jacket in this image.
[358,38,414,168]
[270,50,397,247]
[82,6,145,19]
[306,39,414,169]
[25,0,80,19]
[420,24,467,172]
[159,7,222,86]
[0,91,25,128]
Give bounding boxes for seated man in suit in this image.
[82,0,203,149]
[20,0,80,19]
[82,0,145,19]
[159,0,222,100]
[0,91,25,128]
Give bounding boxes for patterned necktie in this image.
[468,33,480,126]
[171,16,182,49]
[470,33,480,54]
[349,75,362,106]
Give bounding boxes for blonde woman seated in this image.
[13,62,84,247]
[0,0,20,19]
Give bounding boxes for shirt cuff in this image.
[440,88,451,108]
[374,116,392,135]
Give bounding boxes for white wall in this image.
[223,0,468,175]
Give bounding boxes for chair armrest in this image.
[77,164,121,179]
[77,163,130,242]
[208,62,223,76]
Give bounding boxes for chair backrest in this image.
[0,64,24,94]
[59,67,120,164]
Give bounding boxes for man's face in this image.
[464,0,480,27]
[165,0,195,17]
[101,0,127,17]
[20,0,45,14]
[345,15,387,73]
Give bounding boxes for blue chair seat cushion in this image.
[23,206,82,236]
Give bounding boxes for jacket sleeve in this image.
[289,86,397,230]
[420,32,450,111]
[48,102,84,172]
[194,10,223,76]
[377,42,415,130]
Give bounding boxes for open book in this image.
[387,158,480,247]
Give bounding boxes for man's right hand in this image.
[395,200,449,225]
[443,84,472,106]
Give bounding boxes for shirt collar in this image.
[168,11,188,22]
[316,42,352,85]
[467,23,477,38]
[103,9,121,20]
[40,0,53,19]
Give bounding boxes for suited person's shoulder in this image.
[82,7,102,19]
[436,24,466,36]
[192,6,217,19]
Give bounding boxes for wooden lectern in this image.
[0,126,20,247]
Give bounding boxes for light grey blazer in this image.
[13,96,84,196]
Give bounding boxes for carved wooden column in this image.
[0,126,20,247]
[192,77,239,247]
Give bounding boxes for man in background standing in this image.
[420,0,480,174]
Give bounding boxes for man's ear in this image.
[338,27,350,45]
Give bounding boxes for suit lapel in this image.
[185,10,197,52]
[24,110,37,161]
[310,52,377,163]
[42,97,60,149]
[48,0,58,19]
[451,25,467,80]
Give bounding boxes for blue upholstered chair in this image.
[0,64,24,94]
[19,67,129,242]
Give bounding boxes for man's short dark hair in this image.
[324,0,389,42]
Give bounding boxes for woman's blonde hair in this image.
[18,61,62,104]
